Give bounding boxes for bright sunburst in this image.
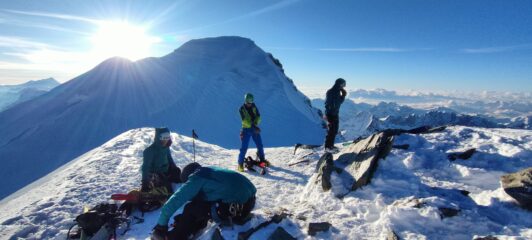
[91,21,160,61]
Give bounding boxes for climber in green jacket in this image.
[141,127,181,193]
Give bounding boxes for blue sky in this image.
[0,0,531,92]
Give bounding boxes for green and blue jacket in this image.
[157,166,257,226]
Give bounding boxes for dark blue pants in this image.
[238,128,265,165]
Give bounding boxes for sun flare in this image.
[90,21,160,61]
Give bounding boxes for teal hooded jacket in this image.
[141,127,175,181]
[157,166,257,226]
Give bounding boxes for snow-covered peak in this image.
[0,77,60,112]
[0,36,323,199]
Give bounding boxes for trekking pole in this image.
[192,129,199,162]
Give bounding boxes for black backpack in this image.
[68,203,129,239]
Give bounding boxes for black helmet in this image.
[180,162,202,183]
[335,78,346,87]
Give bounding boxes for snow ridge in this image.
[0,126,530,239]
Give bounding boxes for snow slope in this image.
[1,126,530,239]
[0,36,323,199]
[0,78,59,112]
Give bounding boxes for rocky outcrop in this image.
[315,153,335,191]
[448,148,476,161]
[501,168,532,209]
[308,222,331,236]
[337,131,395,190]
[268,227,296,240]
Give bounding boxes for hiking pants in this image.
[324,114,339,148]
[163,164,182,193]
[167,196,255,239]
[238,128,265,165]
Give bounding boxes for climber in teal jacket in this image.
[141,127,181,193]
[151,163,256,240]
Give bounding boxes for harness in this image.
[210,201,245,227]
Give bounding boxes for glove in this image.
[340,89,347,97]
[240,131,244,140]
[254,126,261,134]
[151,225,168,240]
[141,180,150,192]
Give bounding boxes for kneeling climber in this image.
[151,163,257,240]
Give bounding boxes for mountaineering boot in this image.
[237,164,245,172]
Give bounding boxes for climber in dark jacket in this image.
[141,127,181,193]
[151,163,256,240]
[324,78,347,151]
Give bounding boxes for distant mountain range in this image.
[312,98,531,141]
[0,78,59,111]
[348,88,532,119]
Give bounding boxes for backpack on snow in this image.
[67,203,129,240]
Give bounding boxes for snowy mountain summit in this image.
[0,126,530,239]
[0,77,59,111]
[0,36,324,199]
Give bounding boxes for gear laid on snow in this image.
[244,156,268,175]
[67,203,130,240]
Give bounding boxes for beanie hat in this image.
[180,162,202,183]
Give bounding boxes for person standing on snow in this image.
[324,78,347,151]
[237,93,266,172]
[151,163,256,240]
[141,127,181,193]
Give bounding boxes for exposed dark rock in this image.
[393,144,410,150]
[459,189,470,196]
[294,143,321,154]
[308,222,331,236]
[238,213,288,240]
[438,207,460,219]
[336,132,395,190]
[474,235,499,240]
[501,167,532,209]
[315,153,334,191]
[267,227,296,240]
[383,125,447,136]
[386,229,400,240]
[448,148,476,161]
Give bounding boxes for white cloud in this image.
[3,9,101,24]
[0,36,50,49]
[462,44,532,53]
[319,48,416,52]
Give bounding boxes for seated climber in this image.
[141,127,181,193]
[151,163,257,240]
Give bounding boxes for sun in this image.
[90,21,160,61]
